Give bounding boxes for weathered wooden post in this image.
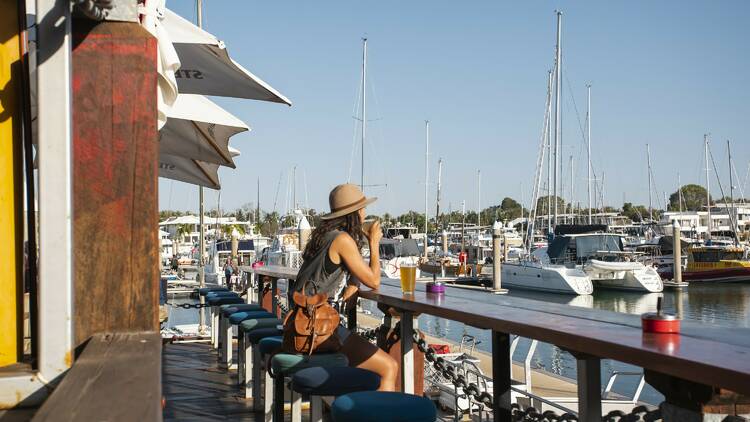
[298,214,311,251]
[492,221,507,294]
[72,18,159,348]
[231,227,239,262]
[672,220,682,283]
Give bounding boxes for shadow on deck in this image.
[163,341,262,421]
[163,341,461,422]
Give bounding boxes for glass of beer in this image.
[399,263,417,295]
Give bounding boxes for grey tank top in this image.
[291,230,347,302]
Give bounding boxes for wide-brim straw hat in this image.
[320,183,377,220]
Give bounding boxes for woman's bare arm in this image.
[330,226,382,290]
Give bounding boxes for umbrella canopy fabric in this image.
[159,146,240,190]
[160,93,248,167]
[140,0,181,129]
[162,9,292,106]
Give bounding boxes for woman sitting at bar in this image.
[291,183,397,391]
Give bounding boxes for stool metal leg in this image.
[290,386,301,422]
[264,370,274,421]
[272,376,284,422]
[217,315,225,361]
[224,319,233,366]
[245,334,254,399]
[238,332,245,385]
[310,395,323,422]
[252,347,262,405]
[211,307,219,348]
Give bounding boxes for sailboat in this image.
[501,12,594,295]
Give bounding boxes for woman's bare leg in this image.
[340,333,398,392]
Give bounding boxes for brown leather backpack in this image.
[282,281,341,355]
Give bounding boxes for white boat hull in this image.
[585,261,663,293]
[501,262,593,295]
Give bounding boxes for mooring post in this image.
[672,220,682,283]
[492,221,508,294]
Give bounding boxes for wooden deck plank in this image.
[163,342,265,421]
[33,332,161,422]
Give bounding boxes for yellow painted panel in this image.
[0,0,23,366]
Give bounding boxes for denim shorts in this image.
[335,324,351,344]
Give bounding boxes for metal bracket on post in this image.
[574,353,602,422]
[400,310,414,395]
[271,277,278,316]
[492,331,512,422]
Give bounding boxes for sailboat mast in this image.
[705,134,712,241]
[678,173,683,213]
[436,158,443,230]
[586,84,592,224]
[569,155,574,221]
[360,38,367,191]
[477,170,481,227]
[553,11,563,228]
[424,120,429,242]
[728,139,737,246]
[546,70,553,233]
[647,144,653,222]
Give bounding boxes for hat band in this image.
[330,196,367,213]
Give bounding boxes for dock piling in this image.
[672,221,682,284]
[492,222,508,294]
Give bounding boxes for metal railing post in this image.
[271,277,278,316]
[576,355,602,422]
[400,311,414,394]
[492,331,512,422]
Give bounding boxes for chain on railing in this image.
[402,321,661,421]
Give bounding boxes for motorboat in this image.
[501,247,593,295]
[547,233,663,293]
[678,245,750,283]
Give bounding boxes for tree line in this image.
[160,185,739,237]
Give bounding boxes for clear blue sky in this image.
[160,1,750,217]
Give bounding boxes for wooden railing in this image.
[249,265,750,422]
[33,332,162,422]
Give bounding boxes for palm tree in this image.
[173,224,191,257]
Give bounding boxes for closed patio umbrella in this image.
[162,9,291,105]
[159,146,240,190]
[160,93,248,167]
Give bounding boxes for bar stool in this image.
[291,367,381,422]
[206,294,244,348]
[242,328,283,409]
[239,320,282,397]
[220,309,274,367]
[218,303,265,366]
[269,353,349,422]
[331,391,436,422]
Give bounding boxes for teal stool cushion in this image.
[239,318,282,333]
[292,367,380,396]
[331,391,436,422]
[229,311,274,325]
[198,287,228,296]
[207,296,244,306]
[206,291,238,298]
[220,303,264,317]
[258,336,283,356]
[271,353,348,377]
[247,328,283,344]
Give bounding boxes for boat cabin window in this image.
[574,235,622,260]
[693,249,744,262]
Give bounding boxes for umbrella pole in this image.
[198,186,206,334]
